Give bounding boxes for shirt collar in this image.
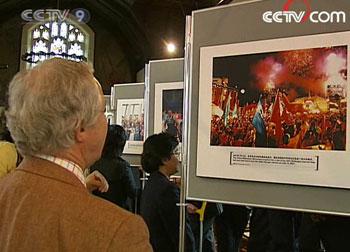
[34,154,86,187]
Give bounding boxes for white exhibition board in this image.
[197,31,350,189]
[186,0,350,214]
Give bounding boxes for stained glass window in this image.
[51,22,59,37]
[60,22,68,38]
[68,43,83,57]
[42,30,50,40]
[23,18,93,69]
[68,32,76,42]
[33,29,40,39]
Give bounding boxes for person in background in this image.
[248,208,296,252]
[298,212,350,251]
[90,124,139,210]
[0,131,18,178]
[215,204,250,252]
[0,58,152,251]
[140,132,195,252]
[163,110,178,137]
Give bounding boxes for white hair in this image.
[6,58,102,156]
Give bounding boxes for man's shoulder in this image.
[84,196,152,250]
[60,190,148,239]
[0,177,152,251]
[87,194,130,215]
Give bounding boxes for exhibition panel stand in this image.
[144,58,184,137]
[110,82,145,166]
[181,0,350,248]
[110,83,145,213]
[144,58,189,251]
[184,0,350,220]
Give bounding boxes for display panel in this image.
[197,31,350,188]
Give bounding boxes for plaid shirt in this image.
[35,154,86,187]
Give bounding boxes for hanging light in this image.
[166,42,176,54]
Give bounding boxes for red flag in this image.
[212,86,222,106]
[282,93,290,110]
[270,92,283,140]
[230,90,236,111]
[220,88,229,110]
[281,106,289,122]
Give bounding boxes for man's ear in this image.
[75,126,86,143]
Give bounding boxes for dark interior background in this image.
[0,0,234,105]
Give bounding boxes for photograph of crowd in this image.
[162,89,183,142]
[210,45,347,151]
[117,99,144,141]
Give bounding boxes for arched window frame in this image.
[20,14,94,69]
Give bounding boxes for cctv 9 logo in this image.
[71,8,91,23]
[21,8,90,23]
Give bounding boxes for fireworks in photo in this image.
[210,45,347,150]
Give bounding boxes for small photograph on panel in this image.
[162,89,183,142]
[154,82,183,143]
[116,98,144,154]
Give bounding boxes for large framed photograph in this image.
[116,98,144,154]
[197,31,350,189]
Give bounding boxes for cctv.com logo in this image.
[262,0,346,24]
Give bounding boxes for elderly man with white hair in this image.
[0,58,152,251]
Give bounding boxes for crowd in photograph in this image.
[211,91,346,151]
[121,114,144,141]
[162,110,183,142]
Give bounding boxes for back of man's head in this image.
[6,58,102,157]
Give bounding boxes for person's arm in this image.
[85,170,109,193]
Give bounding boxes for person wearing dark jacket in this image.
[215,204,249,252]
[90,124,139,210]
[140,133,195,252]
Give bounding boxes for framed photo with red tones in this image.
[197,31,350,189]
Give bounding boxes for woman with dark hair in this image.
[90,124,139,210]
[140,132,195,252]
